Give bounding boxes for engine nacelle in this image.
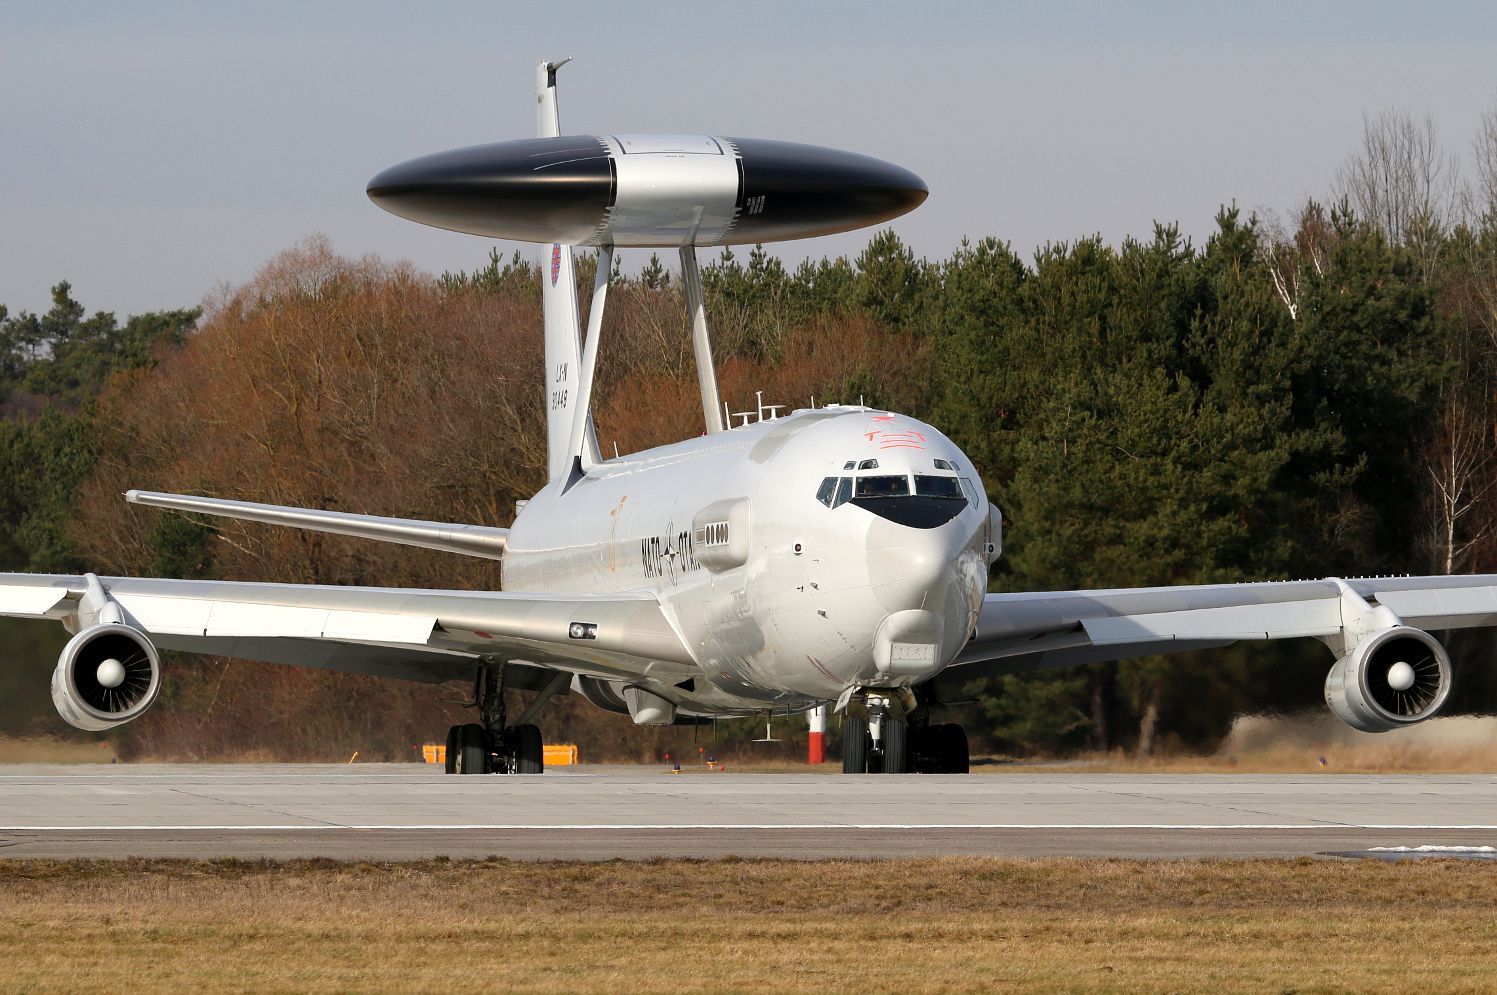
[572,674,630,716]
[1324,625,1451,733]
[50,623,162,732]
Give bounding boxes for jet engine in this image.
[50,623,162,731]
[1324,625,1451,733]
[572,674,629,715]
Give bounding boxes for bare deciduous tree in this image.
[1420,391,1496,575]
[1258,203,1333,321]
[1335,110,1458,279]
[1473,101,1497,224]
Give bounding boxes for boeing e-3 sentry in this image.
[2,61,1492,774]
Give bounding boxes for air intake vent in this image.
[691,498,751,571]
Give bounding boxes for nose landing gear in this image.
[842,691,910,773]
[840,689,968,774]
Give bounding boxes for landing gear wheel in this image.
[881,716,909,774]
[508,723,544,774]
[842,715,870,774]
[938,723,969,774]
[444,724,460,774]
[909,724,938,773]
[455,722,490,774]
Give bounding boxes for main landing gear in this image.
[444,663,552,775]
[841,690,968,774]
[444,721,543,774]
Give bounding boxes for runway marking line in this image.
[6,824,1497,831]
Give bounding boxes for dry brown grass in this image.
[0,736,118,764]
[2,857,1496,992]
[991,714,1497,774]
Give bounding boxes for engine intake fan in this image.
[1324,625,1451,733]
[50,623,161,731]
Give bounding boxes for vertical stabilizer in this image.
[536,58,599,479]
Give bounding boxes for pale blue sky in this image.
[3,1,1495,316]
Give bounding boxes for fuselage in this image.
[502,406,997,715]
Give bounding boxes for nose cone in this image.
[866,517,964,614]
[865,516,984,680]
[728,137,928,243]
[366,136,613,242]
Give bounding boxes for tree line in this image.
[4,106,1497,761]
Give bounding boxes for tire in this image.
[455,722,490,774]
[510,723,544,774]
[841,714,869,774]
[940,723,969,774]
[443,724,460,774]
[908,724,938,774]
[881,716,909,774]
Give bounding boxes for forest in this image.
[4,108,1497,762]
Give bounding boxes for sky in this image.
[3,0,1496,318]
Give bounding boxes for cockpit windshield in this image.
[816,476,857,507]
[855,475,910,498]
[815,468,971,528]
[913,475,964,499]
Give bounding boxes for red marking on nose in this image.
[867,429,928,450]
[473,630,492,639]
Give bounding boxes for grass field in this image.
[4,857,1497,993]
[0,735,118,764]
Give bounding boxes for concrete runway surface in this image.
[2,764,1496,860]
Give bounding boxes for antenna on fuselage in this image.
[753,711,780,743]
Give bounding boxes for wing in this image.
[950,574,1497,678]
[0,573,694,687]
[125,490,509,559]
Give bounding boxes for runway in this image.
[2,763,1495,859]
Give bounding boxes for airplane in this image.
[0,60,1489,775]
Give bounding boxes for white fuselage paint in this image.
[502,406,993,716]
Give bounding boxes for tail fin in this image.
[536,58,599,479]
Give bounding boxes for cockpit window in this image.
[857,459,879,470]
[933,459,953,471]
[856,475,910,498]
[914,475,964,499]
[848,475,965,528]
[816,477,838,507]
[825,470,971,519]
[843,460,856,470]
